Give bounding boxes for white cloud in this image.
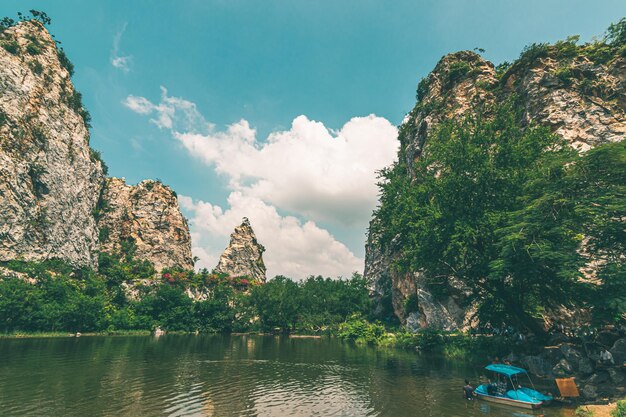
[123,87,213,132]
[111,22,132,72]
[179,193,363,279]
[124,88,399,278]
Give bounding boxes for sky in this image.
[1,1,624,279]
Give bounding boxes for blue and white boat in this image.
[475,364,553,409]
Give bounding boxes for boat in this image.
[474,364,553,409]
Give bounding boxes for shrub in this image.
[89,149,108,175]
[28,60,43,75]
[581,42,614,65]
[446,61,471,85]
[26,42,41,55]
[575,406,593,417]
[2,40,19,55]
[612,400,626,417]
[606,18,626,47]
[554,35,580,60]
[416,77,430,102]
[518,42,550,65]
[57,48,74,76]
[554,66,574,85]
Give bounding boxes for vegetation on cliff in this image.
[374,102,625,335]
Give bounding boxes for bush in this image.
[2,40,19,55]
[519,42,550,65]
[416,77,430,102]
[575,406,593,417]
[26,42,41,55]
[554,66,574,85]
[612,400,626,417]
[446,61,471,85]
[606,18,626,47]
[28,60,43,74]
[57,48,74,76]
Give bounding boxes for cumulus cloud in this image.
[111,23,132,72]
[179,193,363,279]
[124,88,399,278]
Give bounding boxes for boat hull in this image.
[475,392,543,410]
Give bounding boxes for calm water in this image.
[0,334,576,417]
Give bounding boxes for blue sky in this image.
[2,1,624,278]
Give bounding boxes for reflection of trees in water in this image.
[0,336,572,417]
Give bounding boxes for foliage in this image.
[66,90,91,128]
[554,66,574,85]
[494,61,511,78]
[612,400,626,417]
[606,18,626,47]
[373,101,599,336]
[446,61,471,85]
[89,149,109,175]
[2,40,19,55]
[416,77,430,102]
[28,60,43,75]
[575,406,593,417]
[56,48,74,76]
[338,314,392,345]
[518,43,550,65]
[554,35,580,60]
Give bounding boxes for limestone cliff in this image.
[215,218,266,282]
[97,178,193,271]
[366,42,626,330]
[0,20,104,268]
[0,21,194,273]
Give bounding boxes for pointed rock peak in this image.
[215,218,266,283]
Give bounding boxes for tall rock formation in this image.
[0,21,194,273]
[215,218,266,282]
[0,20,104,268]
[97,178,193,271]
[366,43,626,330]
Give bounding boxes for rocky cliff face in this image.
[366,43,626,330]
[215,218,266,282]
[0,20,104,268]
[97,178,193,271]
[0,21,194,273]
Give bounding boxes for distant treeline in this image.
[0,255,370,334]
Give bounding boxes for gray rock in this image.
[553,358,574,377]
[520,355,553,377]
[0,21,104,268]
[98,178,193,272]
[581,384,598,400]
[608,368,625,385]
[215,218,266,282]
[610,338,626,364]
[578,358,595,375]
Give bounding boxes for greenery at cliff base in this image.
[373,101,625,337]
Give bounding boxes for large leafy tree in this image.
[373,103,598,335]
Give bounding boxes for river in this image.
[0,334,577,416]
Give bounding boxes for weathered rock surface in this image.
[97,177,193,272]
[215,218,266,282]
[0,21,104,268]
[366,43,626,330]
[0,21,195,273]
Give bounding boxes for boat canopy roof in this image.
[485,364,528,376]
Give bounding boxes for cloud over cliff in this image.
[124,88,398,278]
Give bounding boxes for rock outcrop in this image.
[0,21,194,273]
[215,218,266,282]
[0,20,104,268]
[97,178,193,271]
[366,44,626,330]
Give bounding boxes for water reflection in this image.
[0,335,575,417]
